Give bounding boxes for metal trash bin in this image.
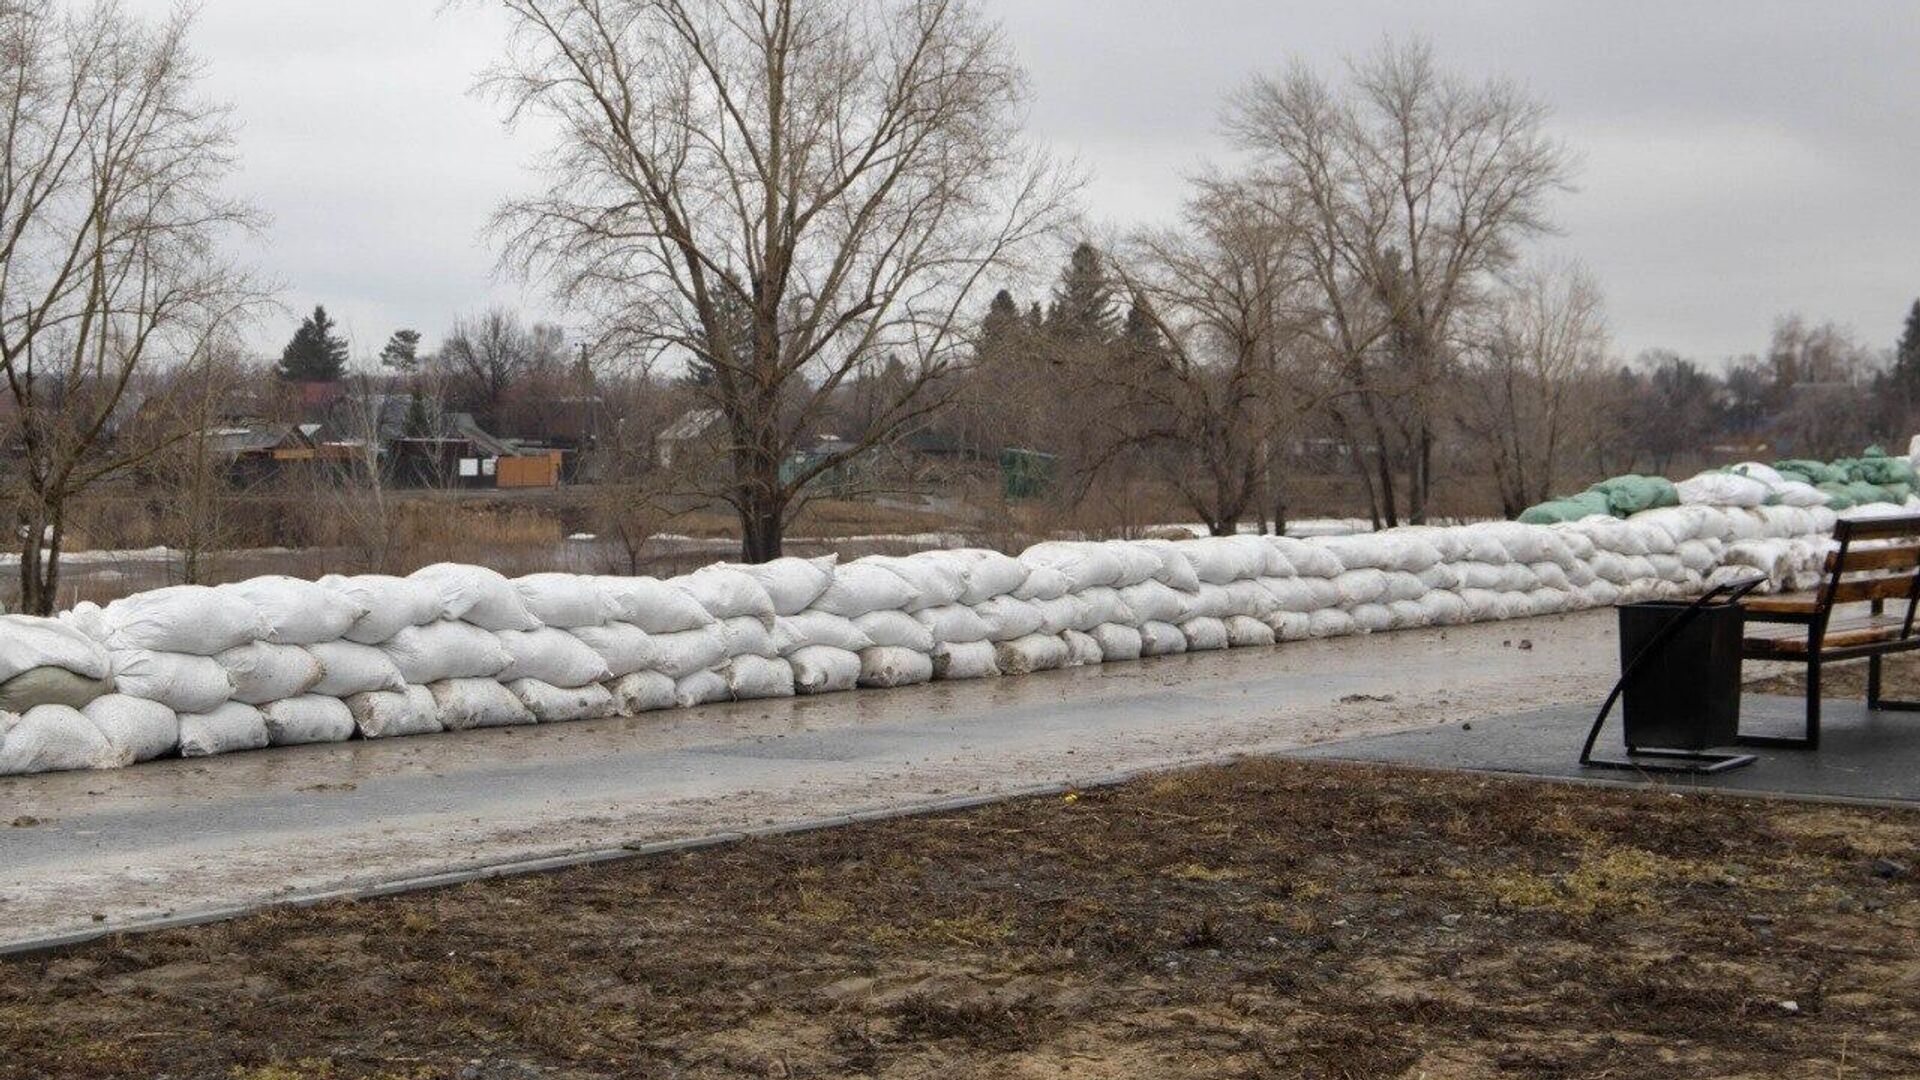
[1580,579,1763,774]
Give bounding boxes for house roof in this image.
[661,407,725,442]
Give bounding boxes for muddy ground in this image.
[3,757,1917,1080]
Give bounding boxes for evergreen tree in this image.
[1121,295,1166,358]
[976,289,1022,364]
[1045,242,1118,344]
[380,328,423,372]
[276,305,349,382]
[1895,299,1920,392]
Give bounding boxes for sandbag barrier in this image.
[1,497,1898,776]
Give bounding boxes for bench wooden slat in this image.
[1829,543,1920,573]
[1828,575,1920,605]
[1835,515,1920,541]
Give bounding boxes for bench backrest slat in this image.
[1812,516,1920,644]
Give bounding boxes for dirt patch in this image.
[4,758,1918,1080]
[1750,649,1920,701]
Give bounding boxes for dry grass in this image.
[3,758,1918,1080]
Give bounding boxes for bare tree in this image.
[1454,259,1608,517]
[0,1,262,613]
[143,336,253,583]
[432,307,565,432]
[483,0,1076,561]
[1228,38,1572,525]
[1096,181,1315,535]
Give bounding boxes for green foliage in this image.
[276,305,348,382]
[379,328,422,372]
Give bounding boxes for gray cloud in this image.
[136,0,1920,363]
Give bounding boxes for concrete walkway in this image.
[0,611,1616,950]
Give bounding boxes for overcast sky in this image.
[135,0,1920,365]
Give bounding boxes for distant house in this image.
[658,407,727,469]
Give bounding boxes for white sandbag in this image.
[381,621,513,684]
[1117,581,1191,625]
[858,646,935,688]
[1074,587,1139,630]
[713,556,838,617]
[772,611,875,655]
[1089,622,1143,662]
[608,671,679,714]
[111,650,234,714]
[1225,615,1277,648]
[507,678,617,723]
[867,554,968,610]
[409,564,542,631]
[1349,604,1393,633]
[306,640,407,697]
[319,575,445,644]
[790,645,861,694]
[1384,571,1430,603]
[1306,609,1358,638]
[1772,479,1831,508]
[811,561,922,618]
[675,567,777,624]
[178,701,270,757]
[973,596,1046,642]
[1675,471,1771,508]
[513,573,617,628]
[1419,590,1472,626]
[431,678,537,730]
[346,686,444,739]
[1261,577,1319,614]
[1264,610,1312,641]
[84,695,178,766]
[1186,582,1234,619]
[598,576,717,634]
[1020,541,1125,590]
[260,695,356,746]
[496,627,612,688]
[1180,617,1230,652]
[674,670,732,707]
[0,705,111,775]
[1060,629,1106,667]
[0,665,107,714]
[216,643,325,706]
[1272,537,1346,578]
[1333,569,1390,606]
[716,615,777,659]
[1131,539,1204,592]
[97,585,272,656]
[1528,562,1572,591]
[995,633,1070,675]
[915,603,994,644]
[854,610,936,652]
[219,576,365,646]
[932,639,1001,680]
[0,615,112,683]
[1138,621,1188,656]
[1012,565,1073,603]
[1177,537,1265,585]
[1415,563,1464,592]
[952,549,1033,604]
[1457,589,1511,621]
[568,622,660,678]
[727,655,796,699]
[1031,594,1090,636]
[1386,599,1432,629]
[651,626,730,679]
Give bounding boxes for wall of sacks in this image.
[0,500,1864,776]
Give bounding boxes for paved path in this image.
[0,612,1616,949]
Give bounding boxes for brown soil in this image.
[4,758,1918,1080]
[1750,651,1920,701]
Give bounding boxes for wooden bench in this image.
[1740,513,1920,749]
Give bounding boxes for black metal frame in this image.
[1580,578,1765,775]
[1738,516,1920,750]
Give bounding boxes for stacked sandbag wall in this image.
[0,494,1892,777]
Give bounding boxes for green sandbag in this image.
[1815,482,1856,509]
[1848,454,1917,487]
[1589,474,1679,516]
[0,667,113,713]
[1846,480,1891,506]
[1518,490,1612,524]
[1775,459,1845,485]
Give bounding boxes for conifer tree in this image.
[276,305,349,382]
